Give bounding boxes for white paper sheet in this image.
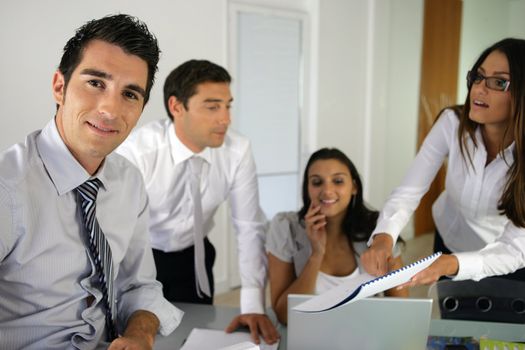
[293,252,442,312]
[180,328,279,350]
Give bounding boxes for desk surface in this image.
[155,302,525,350]
[155,303,248,350]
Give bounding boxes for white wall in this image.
[457,0,525,103]
[314,0,423,238]
[0,0,227,151]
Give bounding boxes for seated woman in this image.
[266,148,407,325]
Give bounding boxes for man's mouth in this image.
[87,121,118,133]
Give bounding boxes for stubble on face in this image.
[53,40,148,174]
[174,82,232,153]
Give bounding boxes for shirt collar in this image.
[36,118,109,195]
[474,126,515,163]
[167,120,212,164]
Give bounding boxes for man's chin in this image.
[208,138,226,148]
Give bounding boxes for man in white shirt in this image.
[117,59,279,345]
[0,14,182,349]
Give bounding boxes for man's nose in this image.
[98,91,121,119]
[218,108,231,126]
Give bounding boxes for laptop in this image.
[287,294,432,350]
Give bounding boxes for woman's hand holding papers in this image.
[361,233,394,276]
[398,254,460,289]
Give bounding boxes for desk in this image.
[155,303,525,349]
[155,303,248,349]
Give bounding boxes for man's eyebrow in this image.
[203,97,234,103]
[80,68,146,98]
[80,68,112,79]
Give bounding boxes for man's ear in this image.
[52,70,66,106]
[168,96,185,121]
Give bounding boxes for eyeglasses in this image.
[467,70,510,92]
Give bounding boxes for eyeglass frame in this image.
[467,70,511,92]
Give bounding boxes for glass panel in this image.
[235,12,302,175]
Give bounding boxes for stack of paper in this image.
[180,328,279,350]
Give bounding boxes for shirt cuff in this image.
[367,229,397,247]
[119,288,184,336]
[452,252,483,281]
[155,302,184,336]
[240,287,265,314]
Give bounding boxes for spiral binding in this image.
[362,251,442,287]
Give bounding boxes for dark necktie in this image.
[76,179,118,340]
[188,156,211,297]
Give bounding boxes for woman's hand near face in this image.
[304,203,327,258]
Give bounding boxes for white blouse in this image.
[371,109,525,281]
[315,269,361,295]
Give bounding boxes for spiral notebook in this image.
[293,251,441,312]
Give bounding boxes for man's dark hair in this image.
[58,14,160,105]
[163,59,231,120]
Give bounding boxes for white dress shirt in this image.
[0,119,183,349]
[371,109,525,281]
[117,119,267,314]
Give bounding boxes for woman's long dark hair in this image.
[298,148,378,243]
[458,38,525,228]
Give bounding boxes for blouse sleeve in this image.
[369,109,456,245]
[265,212,298,263]
[454,221,525,280]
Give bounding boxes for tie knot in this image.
[189,156,204,176]
[77,178,103,202]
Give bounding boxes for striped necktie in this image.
[76,179,118,340]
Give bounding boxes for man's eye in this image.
[88,80,103,88]
[208,106,219,111]
[124,91,139,100]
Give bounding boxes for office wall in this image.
[315,0,423,239]
[0,0,228,152]
[457,0,525,103]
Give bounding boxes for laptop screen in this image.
[287,295,432,350]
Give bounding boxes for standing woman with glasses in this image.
[362,38,525,287]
